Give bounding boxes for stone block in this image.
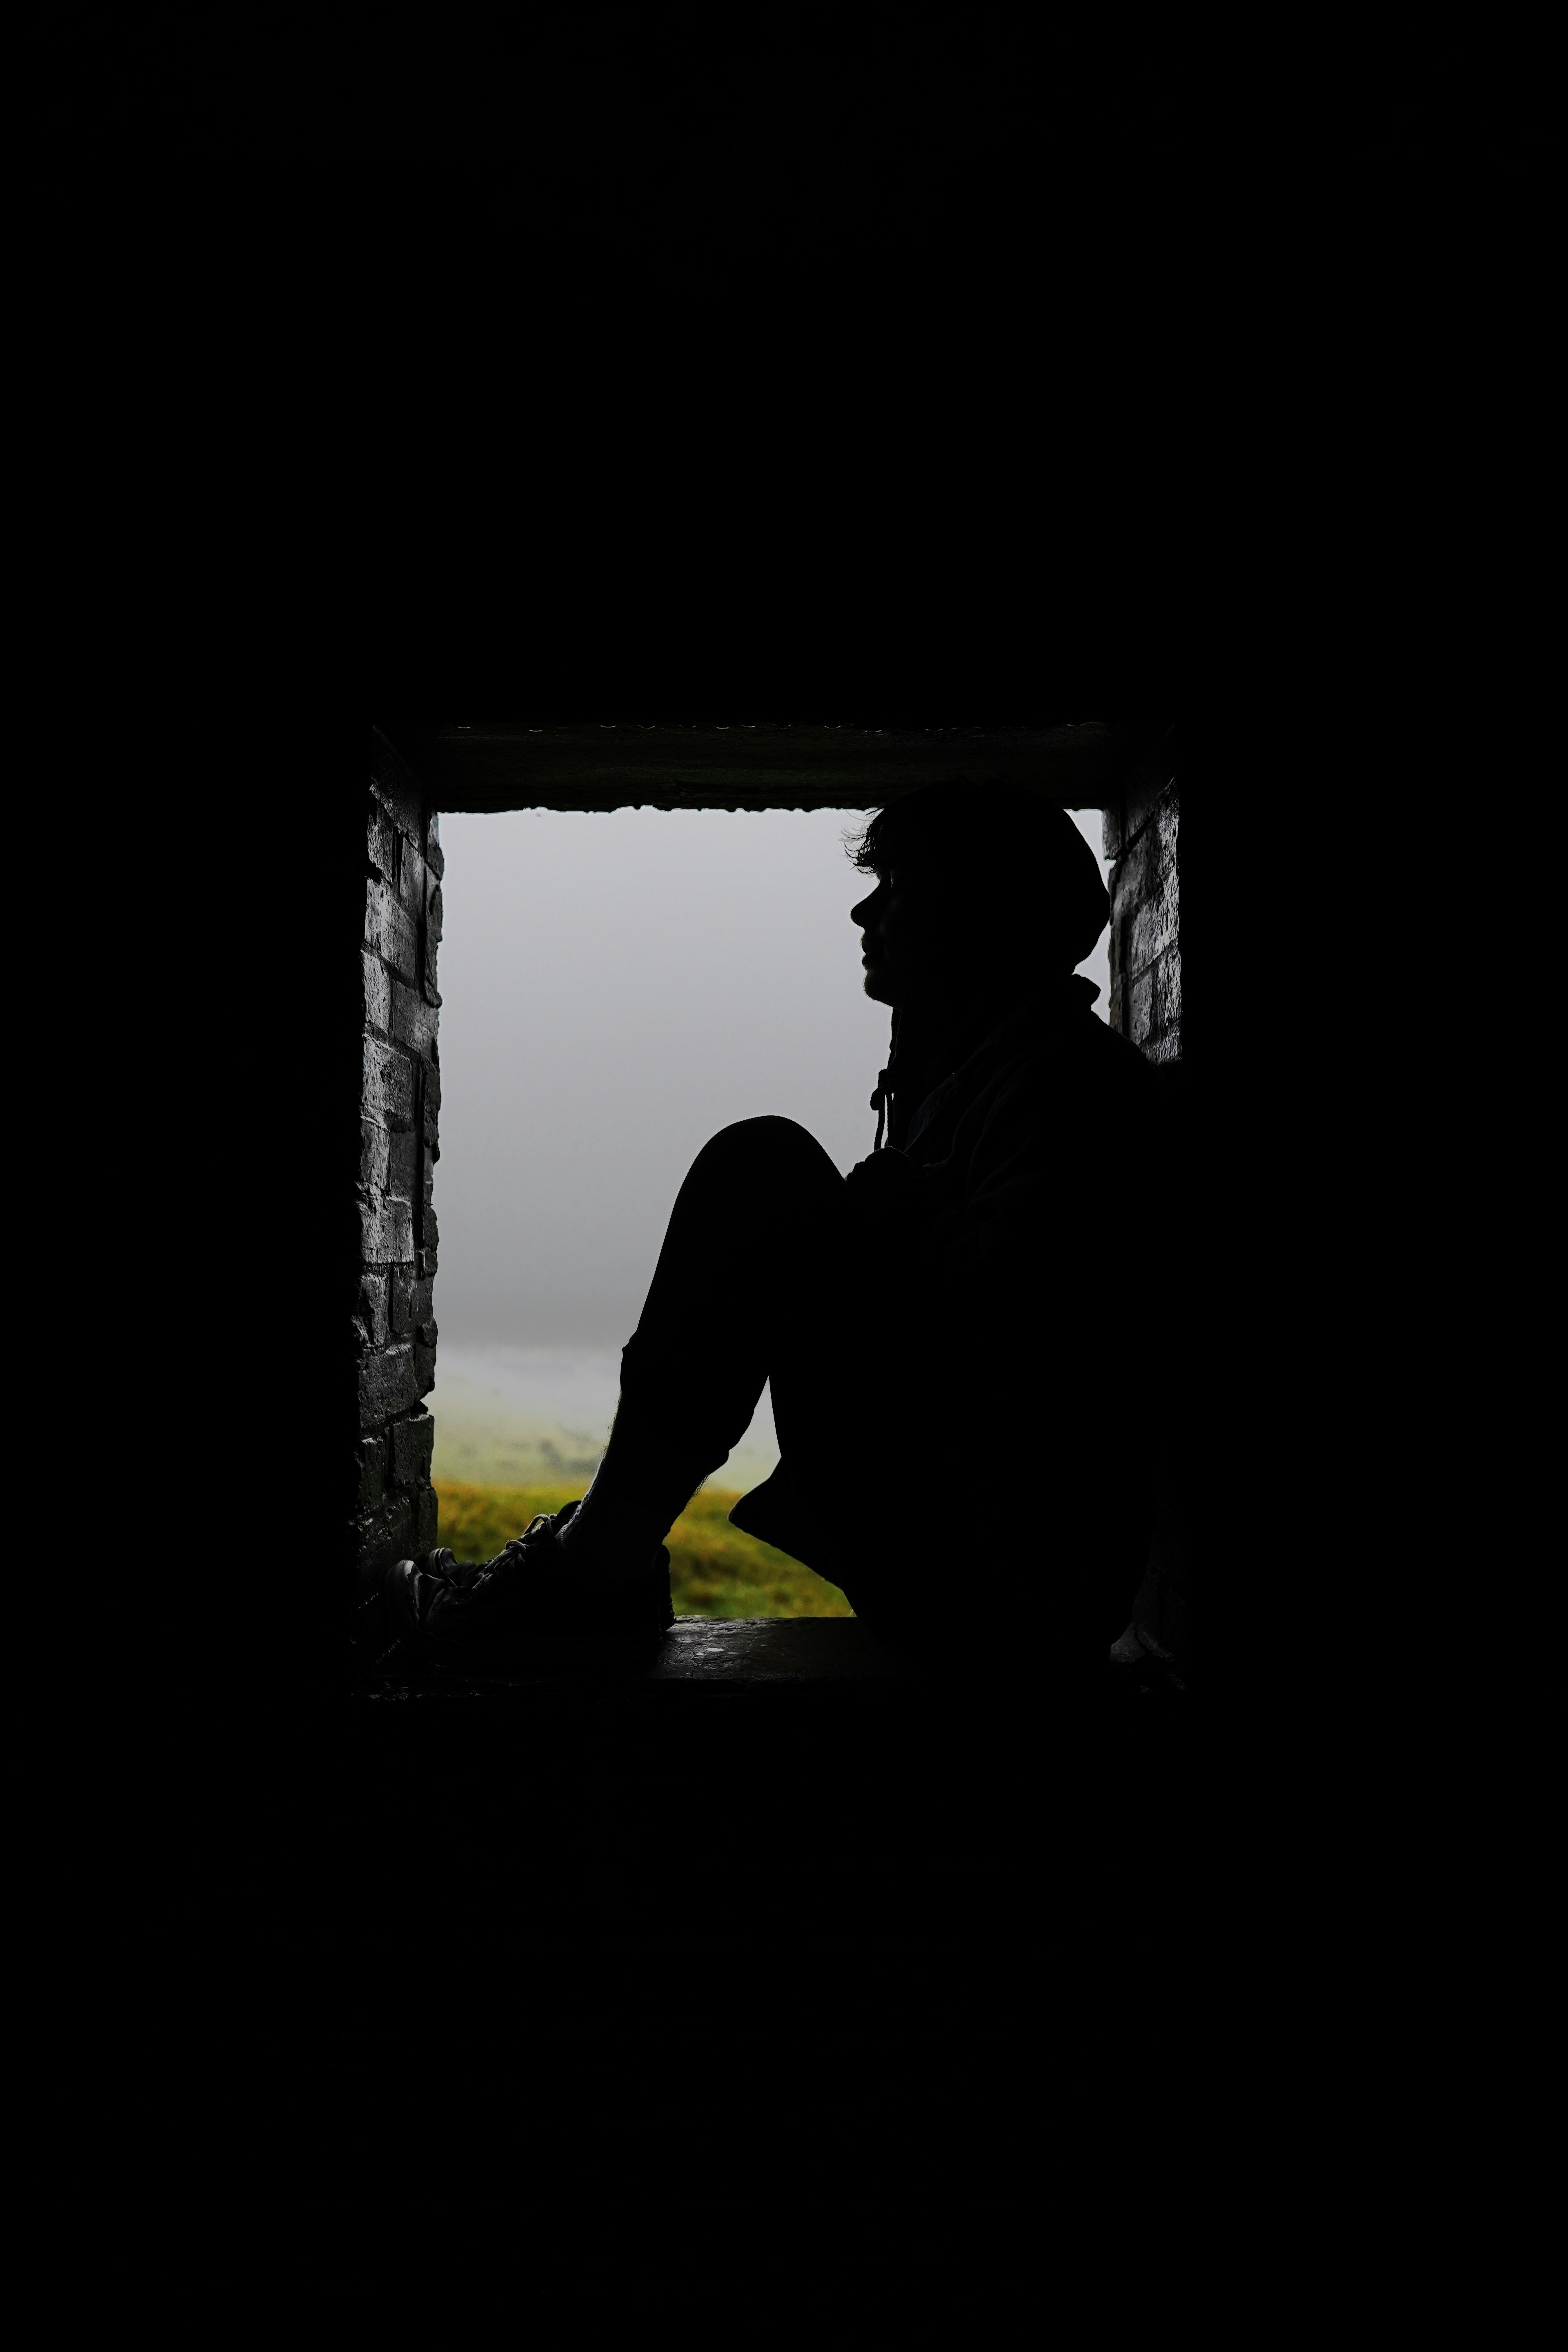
[391,979,438,1058]
[422,1205,439,1252]
[1102,800,1123,863]
[367,797,397,887]
[360,1193,414,1264]
[427,881,443,943]
[358,1120,389,1192]
[1109,910,1134,1027]
[409,1275,434,1326]
[357,1431,385,1511]
[355,1492,414,1585]
[1103,775,1179,1063]
[1154,943,1182,1033]
[426,809,444,881]
[391,1411,436,1484]
[1110,826,1154,930]
[358,1342,417,1429]
[1129,968,1154,1048]
[416,1317,438,1348]
[415,1482,439,1554]
[414,1340,437,1397]
[363,1039,415,1123]
[361,950,390,1036]
[365,878,419,982]
[1157,788,1179,869]
[1129,853,1179,973]
[386,1128,418,1202]
[389,1264,417,1334]
[356,1269,389,1348]
[398,840,427,922]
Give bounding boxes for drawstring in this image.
[869,1010,901,1152]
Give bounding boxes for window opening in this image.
[425,804,1117,1623]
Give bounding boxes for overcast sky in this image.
[431,806,1112,1345]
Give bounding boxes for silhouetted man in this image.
[382,782,1159,1685]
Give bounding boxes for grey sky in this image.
[431,806,1112,1345]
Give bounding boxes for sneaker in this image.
[380,1500,674,1671]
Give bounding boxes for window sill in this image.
[352,1614,922,1699]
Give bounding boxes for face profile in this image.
[850,868,954,1008]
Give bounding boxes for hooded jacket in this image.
[732,975,1161,1646]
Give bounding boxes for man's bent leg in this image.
[560,1117,843,1579]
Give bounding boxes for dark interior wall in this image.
[352,733,444,1600]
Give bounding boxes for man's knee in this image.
[693,1115,838,1186]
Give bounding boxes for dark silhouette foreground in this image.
[383,783,1159,1689]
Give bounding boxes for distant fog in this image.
[431,806,1111,1346]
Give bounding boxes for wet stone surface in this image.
[352,1615,924,1698]
[351,1614,1189,1704]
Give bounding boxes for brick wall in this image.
[353,732,443,1596]
[1102,746,1186,1669]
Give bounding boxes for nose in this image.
[850,887,879,929]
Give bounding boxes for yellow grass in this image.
[433,1479,855,1619]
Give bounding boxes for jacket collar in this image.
[901,977,1099,1148]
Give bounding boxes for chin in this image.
[862,972,897,1006]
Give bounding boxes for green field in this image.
[434,1479,854,1618]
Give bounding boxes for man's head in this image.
[848,780,1110,1010]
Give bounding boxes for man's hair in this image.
[849,779,1110,968]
